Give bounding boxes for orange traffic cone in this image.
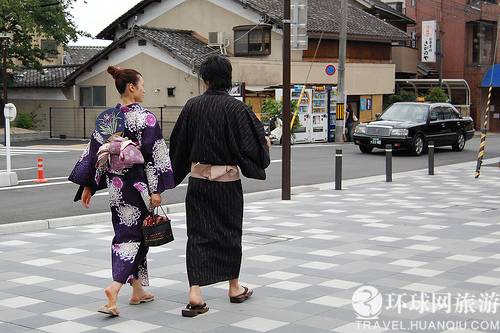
[33,157,48,183]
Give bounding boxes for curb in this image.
[0,157,497,235]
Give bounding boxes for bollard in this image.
[33,157,48,183]
[386,144,392,182]
[428,141,435,175]
[335,149,342,190]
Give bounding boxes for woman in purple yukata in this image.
[69,66,175,316]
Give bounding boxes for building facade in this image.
[10,0,411,140]
[404,0,500,131]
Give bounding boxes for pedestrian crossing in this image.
[0,147,68,156]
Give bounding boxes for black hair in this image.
[199,55,232,91]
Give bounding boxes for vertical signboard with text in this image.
[421,20,437,63]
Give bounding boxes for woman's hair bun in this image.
[107,66,122,79]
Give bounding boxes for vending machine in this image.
[327,86,338,142]
[275,87,313,144]
[311,87,329,142]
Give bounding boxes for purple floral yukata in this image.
[69,103,175,286]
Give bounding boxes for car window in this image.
[437,108,448,120]
[442,109,452,120]
[381,104,429,122]
[447,107,460,119]
[430,107,443,120]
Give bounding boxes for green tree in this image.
[425,87,449,103]
[260,98,301,133]
[388,90,416,104]
[0,0,86,70]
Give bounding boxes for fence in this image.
[49,106,181,140]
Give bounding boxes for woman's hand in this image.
[81,186,92,208]
[150,193,162,208]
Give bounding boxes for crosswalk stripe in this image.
[0,148,68,153]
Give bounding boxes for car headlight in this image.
[390,128,409,137]
[355,125,367,134]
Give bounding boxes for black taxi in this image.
[353,102,474,156]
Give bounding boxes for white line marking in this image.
[18,176,69,183]
[0,181,71,191]
[0,149,68,153]
[271,160,282,163]
[1,177,190,191]
[0,167,37,172]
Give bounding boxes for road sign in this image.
[0,103,18,186]
[325,64,336,76]
[4,103,17,121]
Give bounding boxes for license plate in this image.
[370,137,381,145]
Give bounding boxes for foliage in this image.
[260,98,301,133]
[387,90,416,105]
[261,98,281,122]
[0,0,87,70]
[425,87,449,103]
[13,112,36,129]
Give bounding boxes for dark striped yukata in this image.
[169,89,270,286]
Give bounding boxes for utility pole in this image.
[282,0,291,200]
[0,35,11,145]
[437,23,443,88]
[335,0,347,143]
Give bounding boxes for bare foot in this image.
[104,285,119,308]
[130,292,154,304]
[188,286,204,305]
[228,285,246,297]
[131,279,154,304]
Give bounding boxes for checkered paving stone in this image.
[0,166,499,332]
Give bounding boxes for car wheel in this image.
[359,144,373,154]
[452,132,466,152]
[411,134,425,156]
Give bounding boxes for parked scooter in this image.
[266,115,295,145]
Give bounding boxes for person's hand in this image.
[81,186,92,208]
[150,193,162,207]
[265,136,272,149]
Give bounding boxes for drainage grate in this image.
[243,233,293,245]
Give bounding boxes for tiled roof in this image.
[362,0,414,22]
[12,65,80,88]
[97,0,409,41]
[237,0,409,40]
[63,46,105,65]
[65,26,221,85]
[134,26,221,68]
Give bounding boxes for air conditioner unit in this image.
[208,31,225,45]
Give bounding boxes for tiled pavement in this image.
[0,164,499,332]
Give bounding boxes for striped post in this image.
[475,86,492,178]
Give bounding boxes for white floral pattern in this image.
[152,139,172,172]
[138,263,149,286]
[92,130,105,144]
[145,163,158,193]
[117,204,141,227]
[125,108,149,134]
[112,242,140,263]
[79,143,90,162]
[107,178,123,207]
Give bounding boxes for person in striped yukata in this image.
[169,55,271,317]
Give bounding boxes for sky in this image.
[69,0,142,46]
